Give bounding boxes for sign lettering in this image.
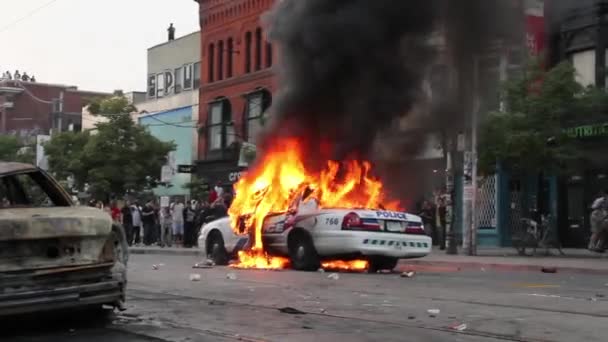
[375,211,407,220]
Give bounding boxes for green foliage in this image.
[0,135,35,164]
[44,97,175,199]
[87,94,137,117]
[183,176,210,201]
[0,135,21,161]
[478,61,608,175]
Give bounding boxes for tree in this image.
[44,95,175,200]
[183,176,210,201]
[0,135,36,164]
[478,61,608,176]
[0,135,21,161]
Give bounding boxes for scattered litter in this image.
[480,267,486,272]
[408,316,416,320]
[226,273,237,280]
[189,274,201,281]
[400,271,416,278]
[541,267,557,274]
[193,260,214,268]
[327,273,340,280]
[427,309,440,315]
[208,300,225,306]
[279,307,306,315]
[597,294,606,298]
[152,264,164,270]
[318,268,325,273]
[450,323,468,331]
[302,325,313,330]
[320,308,327,313]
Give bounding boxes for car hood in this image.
[0,207,112,242]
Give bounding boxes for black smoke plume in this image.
[260,0,441,169]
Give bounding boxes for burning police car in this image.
[199,190,431,272]
[0,162,128,317]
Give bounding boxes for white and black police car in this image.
[199,190,432,272]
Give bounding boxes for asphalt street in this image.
[3,254,607,342]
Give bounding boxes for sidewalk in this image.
[129,245,608,274]
[398,247,608,275]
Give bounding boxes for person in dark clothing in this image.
[121,202,133,246]
[183,200,200,248]
[419,200,437,244]
[141,201,156,246]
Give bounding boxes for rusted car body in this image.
[0,162,128,316]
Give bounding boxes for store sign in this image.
[229,171,245,183]
[566,123,608,138]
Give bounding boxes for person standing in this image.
[110,201,122,223]
[420,200,436,243]
[131,202,143,246]
[159,206,173,248]
[172,199,185,247]
[141,201,156,246]
[589,190,608,252]
[121,201,133,246]
[183,200,199,248]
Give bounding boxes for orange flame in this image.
[228,138,400,269]
[321,260,369,271]
[230,250,290,270]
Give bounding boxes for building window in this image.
[571,50,596,87]
[184,63,193,89]
[227,38,234,78]
[218,40,224,81]
[246,90,271,144]
[245,31,252,73]
[207,99,233,152]
[156,73,164,98]
[148,75,156,98]
[255,28,262,71]
[208,102,223,151]
[174,67,183,94]
[164,70,174,96]
[265,42,273,68]
[208,43,215,83]
[194,62,201,89]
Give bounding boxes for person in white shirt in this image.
[131,203,143,245]
[172,199,185,246]
[589,190,608,252]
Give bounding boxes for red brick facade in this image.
[0,80,109,140]
[196,0,278,161]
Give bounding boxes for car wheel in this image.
[368,257,399,273]
[110,225,128,310]
[289,233,320,271]
[208,232,229,266]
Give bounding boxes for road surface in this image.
[3,254,607,341]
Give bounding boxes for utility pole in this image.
[470,55,480,256]
[445,140,458,255]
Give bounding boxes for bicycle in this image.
[513,212,565,256]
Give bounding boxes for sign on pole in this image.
[160,196,170,208]
[161,165,172,183]
[177,165,196,174]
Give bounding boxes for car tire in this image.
[110,225,128,310]
[289,233,320,271]
[208,232,229,266]
[368,257,399,273]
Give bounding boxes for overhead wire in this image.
[0,0,61,34]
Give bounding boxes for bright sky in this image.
[1,0,199,93]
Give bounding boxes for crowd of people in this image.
[91,184,234,248]
[0,69,36,82]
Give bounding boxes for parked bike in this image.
[513,211,565,256]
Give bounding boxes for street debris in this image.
[226,272,238,280]
[327,273,340,280]
[408,316,416,320]
[541,267,557,273]
[596,294,605,298]
[189,274,201,281]
[152,263,165,270]
[427,309,440,315]
[318,268,325,273]
[480,267,486,272]
[278,307,307,315]
[193,259,215,268]
[400,271,416,278]
[302,325,313,330]
[449,323,468,331]
[320,308,327,313]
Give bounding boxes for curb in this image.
[129,248,205,257]
[397,260,608,275]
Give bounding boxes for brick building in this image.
[194,0,277,187]
[0,79,109,143]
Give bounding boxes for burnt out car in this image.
[0,162,128,316]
